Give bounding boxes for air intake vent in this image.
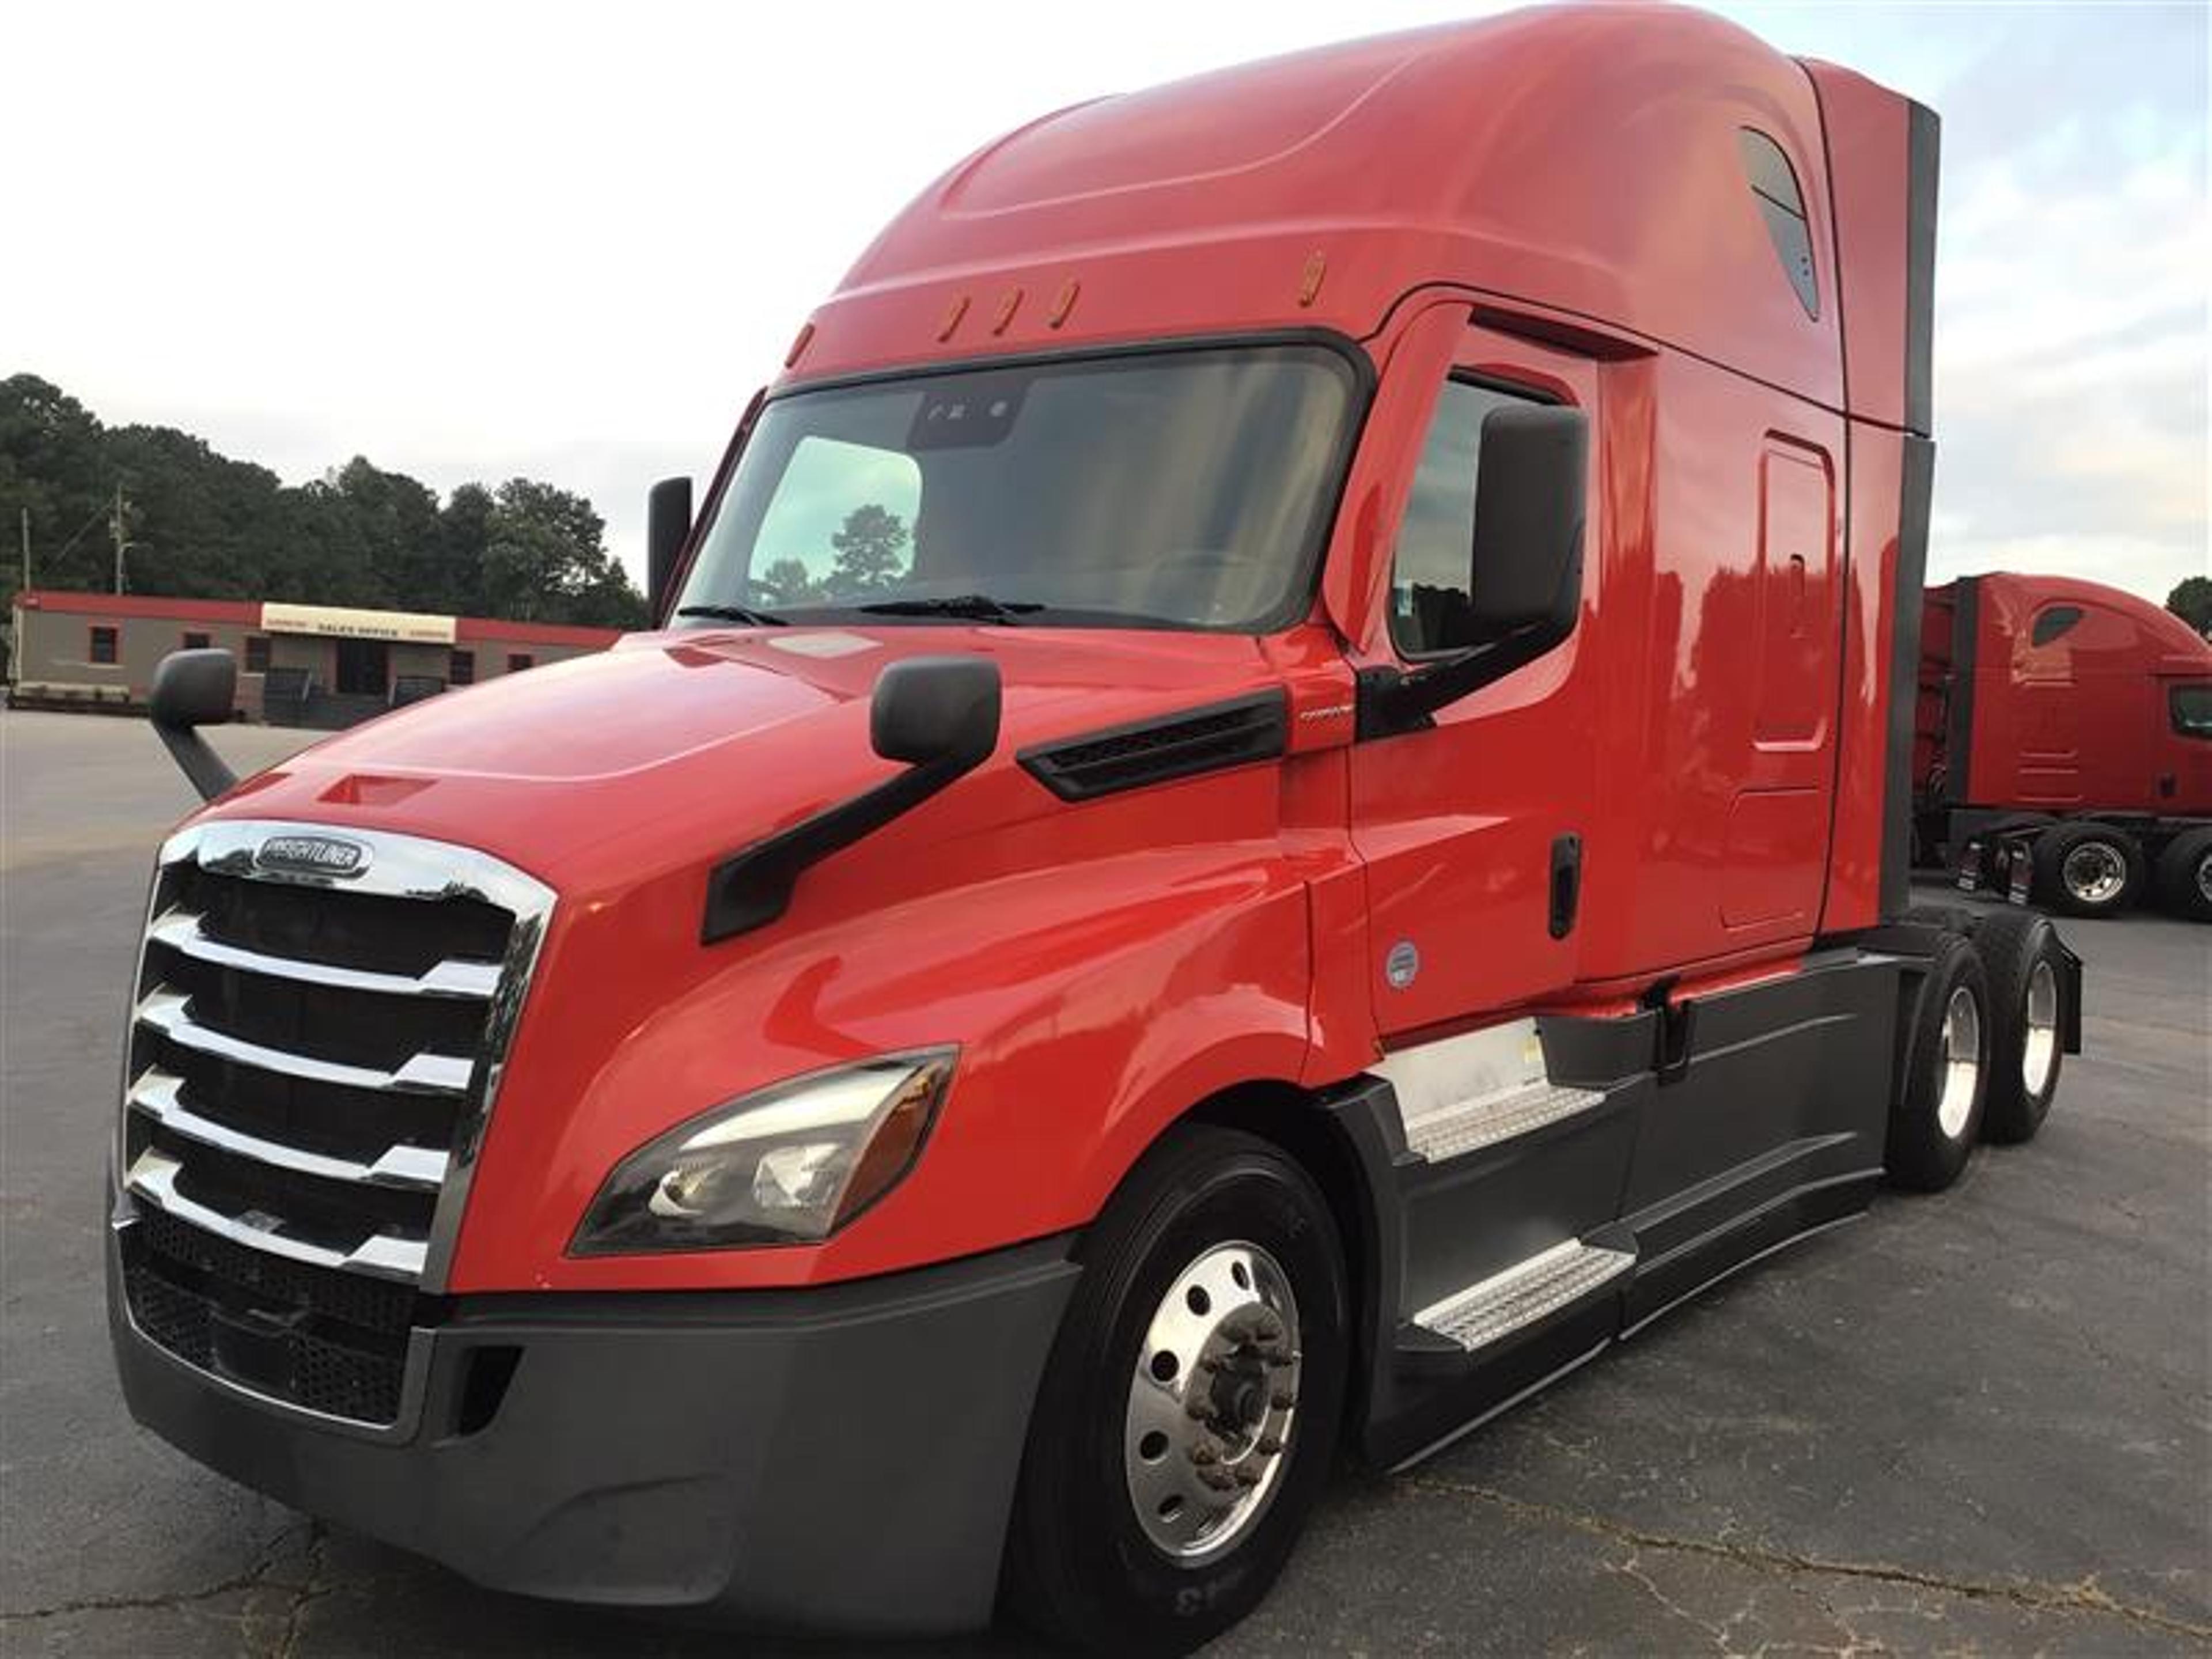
[1018,690,1287,801]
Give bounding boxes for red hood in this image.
[198,625,1283,895]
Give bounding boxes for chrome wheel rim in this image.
[1936,984,1983,1139]
[2196,850,2212,906]
[2061,842,2126,905]
[2021,959,2059,1099]
[1124,1241,1301,1559]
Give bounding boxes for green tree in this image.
[829,503,908,594]
[0,374,108,608]
[480,477,646,628]
[2168,575,2212,638]
[757,557,822,605]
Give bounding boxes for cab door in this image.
[1348,327,1601,1039]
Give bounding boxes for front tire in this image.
[1004,1126,1348,1657]
[2032,821,2147,916]
[1886,934,1992,1191]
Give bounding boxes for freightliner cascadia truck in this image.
[1917,571,2212,920]
[109,10,2086,1653]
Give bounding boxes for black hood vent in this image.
[1019,690,1287,801]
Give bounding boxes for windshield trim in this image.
[675,328,1377,639]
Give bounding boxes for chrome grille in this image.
[115,817,552,1420]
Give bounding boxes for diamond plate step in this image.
[1400,1078,1607,1163]
[1412,1240,1636,1353]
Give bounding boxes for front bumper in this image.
[108,1216,1079,1635]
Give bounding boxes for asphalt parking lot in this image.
[3,706,2207,1657]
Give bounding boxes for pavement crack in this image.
[1406,1472,2212,1644]
[0,1521,313,1626]
[266,1523,331,1659]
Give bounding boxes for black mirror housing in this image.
[872,656,1003,770]
[149,648,240,801]
[1358,403,1589,739]
[647,476,694,626]
[1467,403,1588,639]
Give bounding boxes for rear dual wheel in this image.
[1005,1126,1348,1657]
[2153,827,2212,922]
[1886,934,1991,1191]
[1971,908,2066,1143]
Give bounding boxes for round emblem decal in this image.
[1384,940,1420,991]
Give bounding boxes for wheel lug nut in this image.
[1233,1466,1262,1487]
[1256,1435,1284,1456]
[1190,1445,1218,1465]
[1270,1391,1296,1410]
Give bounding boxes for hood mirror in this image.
[149,648,240,801]
[872,656,1002,771]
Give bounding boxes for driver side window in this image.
[1391,380,1543,657]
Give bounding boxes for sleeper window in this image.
[2172,683,2212,741]
[1390,380,1544,658]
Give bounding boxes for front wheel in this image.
[1003,1126,1348,1656]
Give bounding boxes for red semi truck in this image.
[109,11,2085,1654]
[1918,571,2212,920]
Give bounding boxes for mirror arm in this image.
[1354,623,1553,740]
[700,752,972,944]
[153,719,238,803]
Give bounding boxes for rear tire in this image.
[1885,934,1991,1192]
[2153,827,2212,922]
[1003,1126,1348,1657]
[2031,821,2146,917]
[1971,908,2066,1143]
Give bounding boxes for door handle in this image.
[1549,832,1582,940]
[2159,772,2177,798]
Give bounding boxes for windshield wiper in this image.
[853,595,1046,623]
[676,604,789,627]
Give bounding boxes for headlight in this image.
[571,1050,955,1255]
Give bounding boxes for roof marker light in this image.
[1298,251,1327,308]
[992,287,1024,335]
[1047,278,1080,329]
[937,294,971,342]
[783,321,816,368]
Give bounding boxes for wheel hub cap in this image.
[1937,983,1983,1139]
[1124,1241,1301,1559]
[2062,842,2126,904]
[2021,958,2059,1099]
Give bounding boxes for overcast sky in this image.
[9,1,2206,606]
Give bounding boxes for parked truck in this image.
[1918,572,2212,920]
[109,10,2085,1654]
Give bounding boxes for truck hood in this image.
[201,625,1285,893]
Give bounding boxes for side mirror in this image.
[1359,403,1589,738]
[1466,403,1588,640]
[149,648,239,801]
[647,476,693,625]
[872,656,1003,771]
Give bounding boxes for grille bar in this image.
[147,907,502,999]
[127,1148,430,1282]
[136,986,475,1095]
[127,1069,449,1191]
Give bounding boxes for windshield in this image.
[674,343,1361,632]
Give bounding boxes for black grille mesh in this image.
[124,1211,414,1425]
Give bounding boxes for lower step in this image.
[1412,1240,1636,1353]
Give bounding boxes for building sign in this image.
[260,603,457,645]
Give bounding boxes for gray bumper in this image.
[109,1221,1078,1636]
